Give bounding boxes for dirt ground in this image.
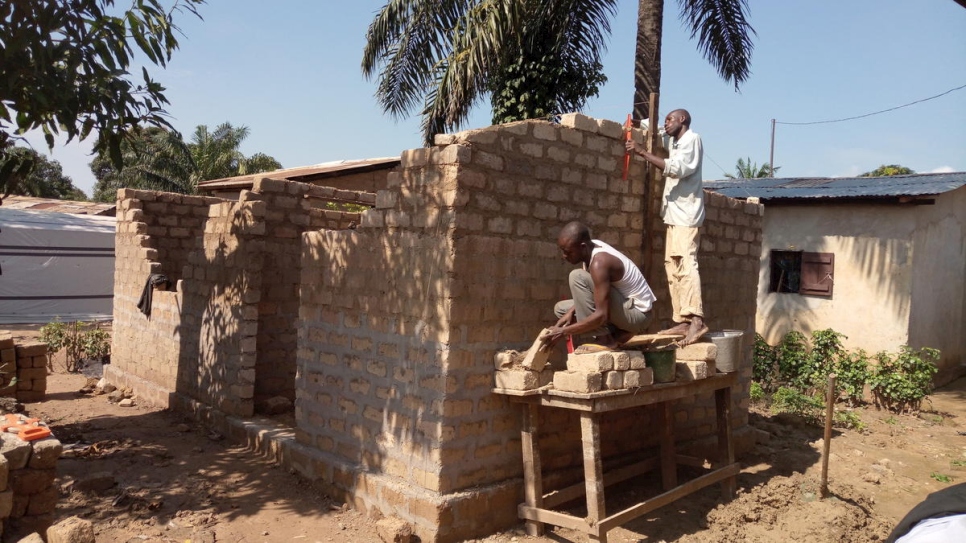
[7,336,966,542]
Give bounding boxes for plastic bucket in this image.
[707,330,744,373]
[644,345,677,383]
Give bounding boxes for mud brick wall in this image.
[1,431,63,538]
[109,182,364,416]
[245,179,367,411]
[0,336,47,403]
[295,114,761,542]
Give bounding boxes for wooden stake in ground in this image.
[821,374,837,498]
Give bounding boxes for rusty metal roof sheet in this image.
[197,157,401,192]
[0,195,116,216]
[704,171,966,202]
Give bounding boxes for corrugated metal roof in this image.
[0,195,116,216]
[197,157,400,192]
[704,171,966,201]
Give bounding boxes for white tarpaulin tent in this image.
[0,207,115,324]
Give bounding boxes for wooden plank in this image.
[521,402,545,536]
[599,463,741,531]
[660,402,677,490]
[544,456,659,509]
[716,386,736,499]
[518,505,597,535]
[581,412,606,530]
[537,373,737,413]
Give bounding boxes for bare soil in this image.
[8,333,966,542]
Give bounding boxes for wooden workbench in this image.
[494,372,739,543]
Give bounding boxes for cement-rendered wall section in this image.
[294,114,761,542]
[756,186,965,383]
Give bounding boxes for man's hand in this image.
[541,326,567,349]
[625,139,641,156]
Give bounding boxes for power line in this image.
[776,83,966,126]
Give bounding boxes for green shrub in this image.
[749,381,765,403]
[777,331,809,388]
[753,333,779,390]
[837,349,871,406]
[40,318,111,372]
[869,346,939,413]
[833,409,865,431]
[802,329,846,390]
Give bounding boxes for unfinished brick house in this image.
[107,114,763,542]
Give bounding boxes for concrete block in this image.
[27,437,62,469]
[14,343,46,358]
[494,369,551,391]
[552,371,603,393]
[604,371,623,390]
[520,329,553,371]
[676,342,717,362]
[566,352,614,372]
[16,532,44,543]
[675,360,708,382]
[0,334,13,350]
[493,351,520,370]
[376,516,413,543]
[27,486,58,515]
[0,488,12,517]
[1,434,32,470]
[612,351,631,371]
[46,516,95,543]
[9,468,56,495]
[628,351,646,370]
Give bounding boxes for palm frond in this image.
[679,0,756,90]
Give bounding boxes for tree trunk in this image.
[633,0,664,124]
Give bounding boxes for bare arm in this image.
[626,139,666,170]
[544,255,622,345]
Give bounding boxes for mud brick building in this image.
[107,114,763,542]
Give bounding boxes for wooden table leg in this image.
[715,386,736,498]
[580,411,607,542]
[522,402,545,536]
[660,401,677,491]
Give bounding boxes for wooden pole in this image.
[641,92,659,280]
[820,374,837,498]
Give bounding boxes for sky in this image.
[22,0,966,197]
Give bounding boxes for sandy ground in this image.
[5,334,966,542]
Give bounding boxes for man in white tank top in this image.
[541,221,655,350]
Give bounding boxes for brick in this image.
[27,437,62,469]
[520,329,552,371]
[553,371,603,393]
[46,515,96,543]
[628,351,646,370]
[675,360,708,382]
[494,369,551,391]
[493,351,520,370]
[15,343,46,358]
[612,351,631,371]
[566,352,614,372]
[1,434,32,469]
[604,371,623,390]
[676,341,717,362]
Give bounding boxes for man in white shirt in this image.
[626,109,709,346]
[541,221,656,350]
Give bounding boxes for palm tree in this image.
[724,157,778,179]
[363,1,754,143]
[362,0,617,144]
[633,0,756,121]
[90,123,282,202]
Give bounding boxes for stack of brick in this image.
[553,350,655,393]
[0,428,63,538]
[0,336,47,403]
[675,341,718,382]
[492,352,553,391]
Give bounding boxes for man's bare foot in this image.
[657,322,689,336]
[679,318,709,346]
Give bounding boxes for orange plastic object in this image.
[18,426,51,441]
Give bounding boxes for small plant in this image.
[950,460,966,468]
[771,386,824,424]
[777,331,810,389]
[802,329,846,391]
[930,472,952,483]
[869,346,939,413]
[753,333,780,390]
[837,348,871,406]
[833,409,865,431]
[749,381,765,402]
[40,318,111,372]
[884,416,898,425]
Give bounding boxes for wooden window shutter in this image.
[800,252,834,296]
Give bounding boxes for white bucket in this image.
[707,330,744,373]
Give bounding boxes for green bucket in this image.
[644,345,677,383]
